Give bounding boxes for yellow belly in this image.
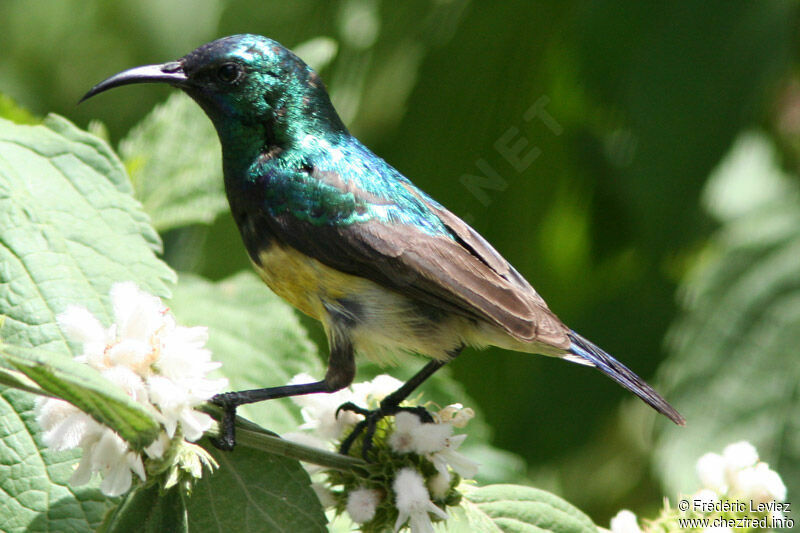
[251,242,469,364]
[250,242,539,365]
[252,243,362,319]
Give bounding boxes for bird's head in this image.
[83,34,344,147]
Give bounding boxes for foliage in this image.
[655,133,800,503]
[119,93,226,232]
[0,94,38,124]
[455,484,597,533]
[0,113,173,532]
[184,445,328,533]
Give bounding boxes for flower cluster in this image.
[608,441,788,533]
[286,373,479,532]
[35,282,227,496]
[695,441,786,504]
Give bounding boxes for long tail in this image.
[567,331,685,425]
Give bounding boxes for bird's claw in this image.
[337,403,434,460]
[336,401,371,418]
[209,393,238,451]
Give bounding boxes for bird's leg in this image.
[338,358,449,459]
[211,338,356,450]
[210,380,331,450]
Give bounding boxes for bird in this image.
[82,34,684,455]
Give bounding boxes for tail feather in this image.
[567,331,685,426]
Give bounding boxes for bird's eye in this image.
[216,63,242,84]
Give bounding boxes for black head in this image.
[83,34,344,141]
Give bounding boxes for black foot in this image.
[337,402,433,459]
[209,392,238,451]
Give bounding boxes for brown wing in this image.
[263,195,570,350]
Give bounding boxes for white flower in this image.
[733,462,786,503]
[144,433,171,460]
[696,452,727,493]
[289,373,364,441]
[147,374,226,441]
[722,441,758,473]
[692,488,719,507]
[350,374,404,406]
[57,305,113,366]
[389,412,478,479]
[696,441,787,504]
[436,404,474,428]
[609,510,642,533]
[389,411,426,453]
[289,373,406,441]
[36,398,95,451]
[347,487,382,523]
[430,433,478,479]
[70,430,146,497]
[427,471,451,500]
[405,418,452,455]
[393,468,448,533]
[36,282,227,496]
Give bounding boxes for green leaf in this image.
[0,93,39,125]
[0,114,174,352]
[186,443,327,533]
[2,345,160,448]
[458,484,598,533]
[0,365,46,397]
[119,92,227,232]
[98,483,188,533]
[0,388,113,533]
[0,115,175,531]
[654,132,800,501]
[168,271,323,433]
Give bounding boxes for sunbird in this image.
[83,34,684,454]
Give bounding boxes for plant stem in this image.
[202,404,373,477]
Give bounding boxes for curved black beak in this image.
[80,61,187,103]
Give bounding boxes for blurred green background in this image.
[3,0,799,526]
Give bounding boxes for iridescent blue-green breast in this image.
[245,135,453,236]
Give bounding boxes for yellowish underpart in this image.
[253,244,359,319]
[252,244,567,365]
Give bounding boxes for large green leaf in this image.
[119,92,227,232]
[98,483,188,533]
[168,271,323,433]
[452,484,597,533]
[187,443,327,532]
[0,115,174,348]
[0,388,113,533]
[654,133,800,501]
[0,115,174,531]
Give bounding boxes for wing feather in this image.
[259,178,570,349]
